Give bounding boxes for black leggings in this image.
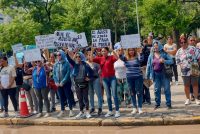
[75,85,89,111]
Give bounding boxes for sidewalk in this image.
[0,76,200,126]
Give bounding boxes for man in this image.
[164,36,178,85]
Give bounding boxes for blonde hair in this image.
[125,48,138,60]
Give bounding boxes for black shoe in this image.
[167,105,172,110]
[90,108,95,114]
[97,108,102,116]
[191,95,195,101]
[154,105,160,110]
[147,101,151,105]
[50,108,56,113]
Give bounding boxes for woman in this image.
[53,50,74,118]
[86,51,103,115]
[0,56,18,117]
[146,42,173,110]
[122,48,144,114]
[176,37,200,105]
[91,46,120,118]
[66,50,93,119]
[32,60,50,118]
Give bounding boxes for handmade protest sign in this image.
[77,32,88,48]
[12,43,24,53]
[54,31,78,49]
[121,34,141,48]
[8,56,16,66]
[24,48,42,62]
[91,29,111,48]
[35,34,56,49]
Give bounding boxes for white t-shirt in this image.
[164,43,177,58]
[0,65,17,89]
[114,59,126,79]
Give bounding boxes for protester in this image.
[146,42,173,110]
[176,37,200,105]
[32,60,50,118]
[114,42,131,106]
[66,49,93,119]
[53,50,74,118]
[91,45,120,118]
[0,56,19,117]
[164,36,178,85]
[0,59,4,112]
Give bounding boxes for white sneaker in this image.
[36,113,43,118]
[195,99,200,105]
[86,112,92,119]
[69,110,75,117]
[114,111,120,118]
[57,111,65,118]
[175,81,179,86]
[138,108,143,114]
[14,111,20,118]
[1,112,9,118]
[44,113,50,118]
[131,108,138,115]
[105,111,113,117]
[185,99,191,105]
[33,111,38,114]
[75,112,84,119]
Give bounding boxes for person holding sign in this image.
[91,45,120,118]
[0,56,19,118]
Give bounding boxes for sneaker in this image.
[69,110,75,117]
[167,105,172,110]
[138,108,143,114]
[191,95,195,101]
[175,81,179,86]
[97,108,102,116]
[90,108,95,114]
[14,111,20,118]
[44,113,50,118]
[33,111,38,114]
[154,105,160,110]
[105,111,113,117]
[131,108,138,115]
[185,99,191,105]
[57,111,65,118]
[195,99,200,105]
[1,112,9,118]
[75,112,84,119]
[36,113,43,118]
[114,111,120,118]
[50,108,56,113]
[86,112,92,119]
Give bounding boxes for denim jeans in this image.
[50,89,56,109]
[57,82,73,111]
[154,72,171,106]
[102,76,119,111]
[127,76,143,108]
[89,78,103,109]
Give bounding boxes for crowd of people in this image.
[0,34,199,119]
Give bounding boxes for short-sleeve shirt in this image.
[114,59,126,79]
[176,46,200,76]
[164,43,177,58]
[93,55,117,78]
[0,65,17,89]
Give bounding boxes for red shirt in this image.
[93,55,117,78]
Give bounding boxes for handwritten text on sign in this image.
[35,34,56,49]
[54,31,78,49]
[121,34,141,48]
[91,29,111,48]
[77,32,88,48]
[24,48,42,62]
[12,43,24,53]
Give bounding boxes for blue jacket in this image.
[32,66,47,89]
[146,42,173,80]
[53,50,71,85]
[66,52,93,80]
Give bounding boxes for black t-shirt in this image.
[142,44,152,66]
[15,67,23,86]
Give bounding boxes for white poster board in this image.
[24,48,42,62]
[35,34,56,49]
[77,32,88,48]
[8,56,16,66]
[121,34,141,48]
[12,43,24,53]
[91,29,111,48]
[54,31,78,49]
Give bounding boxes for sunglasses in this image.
[190,40,195,42]
[35,61,41,63]
[76,55,81,58]
[57,54,61,56]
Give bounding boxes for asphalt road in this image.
[0,125,200,134]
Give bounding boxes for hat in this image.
[114,42,122,50]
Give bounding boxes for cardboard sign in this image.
[35,34,56,49]
[91,29,111,48]
[121,34,141,48]
[77,32,88,48]
[12,43,24,53]
[24,48,42,62]
[54,31,78,49]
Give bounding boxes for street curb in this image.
[0,116,200,126]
